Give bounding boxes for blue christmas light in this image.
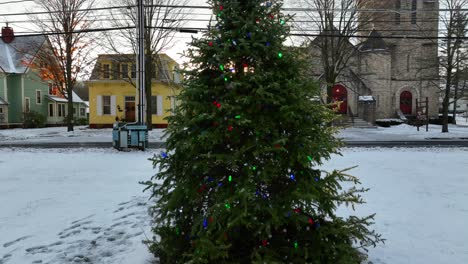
[160,151,168,158]
[203,219,208,229]
[290,174,296,181]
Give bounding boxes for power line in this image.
[9,25,468,40]
[0,0,33,4]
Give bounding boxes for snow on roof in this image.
[46,91,86,104]
[0,35,46,74]
[358,95,375,101]
[0,96,8,105]
[46,95,68,103]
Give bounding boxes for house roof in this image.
[0,96,8,105]
[360,29,388,52]
[0,35,46,74]
[46,91,85,104]
[89,53,178,81]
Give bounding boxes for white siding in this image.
[97,95,102,116]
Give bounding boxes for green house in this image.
[0,25,87,128]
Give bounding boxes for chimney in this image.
[1,23,15,44]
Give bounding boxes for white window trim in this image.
[36,89,42,105]
[24,97,30,113]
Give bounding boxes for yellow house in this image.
[87,54,181,128]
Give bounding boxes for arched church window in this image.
[395,0,401,25]
[411,0,417,24]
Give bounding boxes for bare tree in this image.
[29,0,96,132]
[439,0,468,132]
[298,0,370,103]
[103,0,187,129]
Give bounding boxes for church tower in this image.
[358,0,439,117]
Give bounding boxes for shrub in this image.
[23,111,47,128]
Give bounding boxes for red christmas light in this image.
[293,208,301,213]
[262,240,268,247]
[228,125,233,131]
[219,5,224,11]
[308,218,314,225]
[208,41,213,46]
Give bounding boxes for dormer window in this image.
[103,64,110,79]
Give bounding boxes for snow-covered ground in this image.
[339,123,468,141]
[0,126,167,143]
[0,148,159,264]
[1,123,468,144]
[1,147,467,264]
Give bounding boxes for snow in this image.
[358,96,375,102]
[1,123,468,145]
[0,126,167,143]
[1,147,468,264]
[340,124,468,141]
[322,148,468,264]
[0,148,160,264]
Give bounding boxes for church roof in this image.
[360,29,388,52]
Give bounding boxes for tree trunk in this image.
[145,42,153,130]
[442,66,452,133]
[66,33,74,132]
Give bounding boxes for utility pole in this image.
[137,0,146,125]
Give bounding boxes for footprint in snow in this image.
[3,235,32,248]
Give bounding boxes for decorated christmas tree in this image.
[144,0,382,262]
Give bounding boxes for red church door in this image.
[332,84,348,114]
[400,91,413,115]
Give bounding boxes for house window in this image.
[103,64,110,79]
[73,107,76,114]
[121,64,128,79]
[58,104,65,117]
[411,0,417,24]
[151,96,158,115]
[0,107,3,113]
[395,0,401,25]
[49,103,54,117]
[80,107,85,116]
[131,64,136,78]
[103,95,111,115]
[25,97,30,113]
[36,90,42,104]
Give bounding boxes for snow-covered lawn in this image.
[340,124,468,141]
[1,147,467,264]
[0,148,159,264]
[0,126,167,143]
[1,123,468,144]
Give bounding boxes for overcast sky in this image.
[0,0,306,64]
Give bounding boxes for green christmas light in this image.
[278,52,283,58]
[280,19,285,25]
[220,64,224,71]
[225,203,231,209]
[307,156,313,161]
[252,166,257,171]
[235,115,241,119]
[175,227,180,235]
[229,175,232,182]
[294,241,298,249]
[224,77,229,82]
